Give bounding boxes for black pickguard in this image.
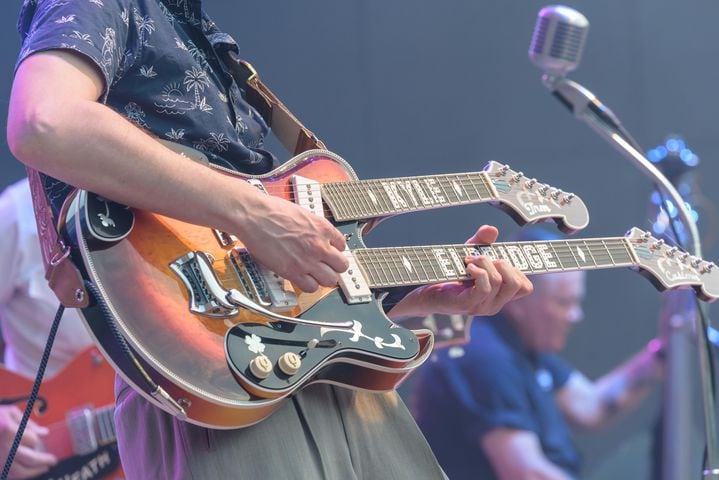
[224,221,421,394]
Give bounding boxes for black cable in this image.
[83,280,159,395]
[1,304,64,480]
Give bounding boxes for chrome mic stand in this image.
[542,74,717,480]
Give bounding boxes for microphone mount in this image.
[544,73,718,479]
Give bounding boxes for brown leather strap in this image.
[223,51,327,155]
[26,168,88,308]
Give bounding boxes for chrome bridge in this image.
[170,251,240,317]
[228,247,299,310]
[170,250,354,329]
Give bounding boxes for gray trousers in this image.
[114,377,447,479]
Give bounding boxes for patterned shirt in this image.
[17,0,277,209]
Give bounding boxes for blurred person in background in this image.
[407,228,664,480]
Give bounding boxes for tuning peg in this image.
[666,246,679,257]
[650,239,665,251]
[561,193,575,205]
[642,231,652,241]
[538,185,550,196]
[525,178,537,189]
[691,257,703,268]
[550,189,562,200]
[496,165,510,177]
[680,252,690,262]
[701,262,716,274]
[511,171,524,183]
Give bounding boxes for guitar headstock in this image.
[484,161,589,234]
[625,227,719,302]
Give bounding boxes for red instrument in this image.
[0,347,123,480]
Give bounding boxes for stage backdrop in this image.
[1,1,717,478]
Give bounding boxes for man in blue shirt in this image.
[410,229,663,480]
[7,1,533,478]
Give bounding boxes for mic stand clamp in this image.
[544,73,718,480]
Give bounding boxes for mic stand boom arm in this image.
[543,74,718,480]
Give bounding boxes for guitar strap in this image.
[27,55,324,308]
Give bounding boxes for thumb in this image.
[465,225,499,245]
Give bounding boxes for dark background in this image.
[2,1,717,478]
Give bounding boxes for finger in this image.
[322,246,350,275]
[465,225,499,245]
[465,263,491,297]
[309,261,342,288]
[466,256,503,294]
[292,273,320,294]
[11,445,57,476]
[484,260,526,311]
[322,221,347,252]
[17,424,43,450]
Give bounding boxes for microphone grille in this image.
[529,6,589,77]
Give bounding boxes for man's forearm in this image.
[593,339,663,424]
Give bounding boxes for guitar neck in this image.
[354,237,635,288]
[322,172,495,221]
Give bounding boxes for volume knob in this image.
[249,355,273,379]
[278,352,302,376]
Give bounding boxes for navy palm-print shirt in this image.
[17,0,277,210]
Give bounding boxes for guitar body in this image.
[62,150,432,429]
[0,347,122,480]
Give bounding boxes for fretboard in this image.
[353,237,636,288]
[322,172,495,221]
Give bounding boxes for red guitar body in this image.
[0,347,123,480]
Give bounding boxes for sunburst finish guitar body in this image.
[60,147,590,428]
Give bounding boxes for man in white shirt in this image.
[0,178,95,479]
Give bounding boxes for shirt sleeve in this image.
[445,350,540,439]
[538,353,575,391]
[17,0,135,100]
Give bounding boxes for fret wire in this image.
[545,242,565,271]
[374,248,391,286]
[347,182,364,218]
[421,247,443,283]
[327,183,351,219]
[378,247,398,286]
[465,173,487,201]
[387,246,406,286]
[412,247,429,284]
[413,247,433,284]
[354,181,372,218]
[601,239,617,265]
[346,181,365,218]
[435,176,457,205]
[356,250,381,287]
[563,240,581,268]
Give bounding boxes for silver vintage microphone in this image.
[527,6,716,479]
[528,5,588,81]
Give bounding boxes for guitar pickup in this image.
[338,249,372,304]
[229,248,298,311]
[291,175,324,217]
